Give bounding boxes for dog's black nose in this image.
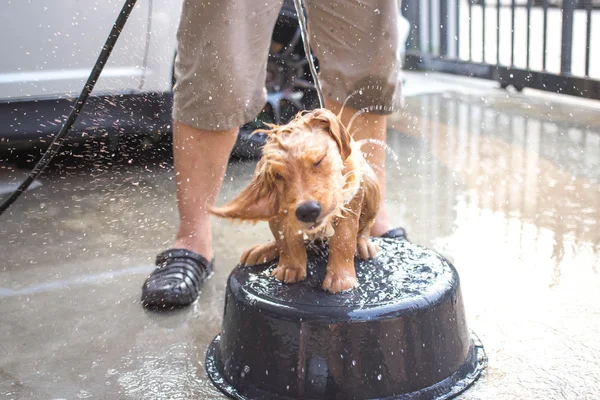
[295,201,321,223]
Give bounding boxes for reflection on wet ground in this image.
[388,86,600,399]
[1,73,599,399]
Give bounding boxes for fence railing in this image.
[402,0,600,99]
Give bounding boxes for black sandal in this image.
[141,249,214,309]
[380,227,408,241]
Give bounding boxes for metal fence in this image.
[402,0,600,99]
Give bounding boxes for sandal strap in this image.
[156,248,210,267]
[155,248,214,281]
[150,265,203,287]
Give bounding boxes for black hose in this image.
[0,0,138,215]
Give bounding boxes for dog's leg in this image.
[323,215,359,292]
[356,221,379,260]
[323,193,364,292]
[240,241,279,266]
[356,205,379,260]
[356,165,381,260]
[271,219,307,283]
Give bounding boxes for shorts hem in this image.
[172,95,268,132]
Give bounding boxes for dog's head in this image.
[211,108,355,233]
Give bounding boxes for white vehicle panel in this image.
[0,0,150,101]
[140,0,182,93]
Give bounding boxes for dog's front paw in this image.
[240,241,278,266]
[356,236,379,260]
[322,269,358,293]
[271,262,307,283]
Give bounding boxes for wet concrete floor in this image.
[1,72,599,399]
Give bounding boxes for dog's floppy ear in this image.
[210,159,277,221]
[311,109,352,160]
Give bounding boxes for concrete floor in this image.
[1,72,599,399]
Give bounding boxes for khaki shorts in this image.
[173,0,404,131]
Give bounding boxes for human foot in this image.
[141,249,214,309]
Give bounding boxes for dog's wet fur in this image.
[210,108,380,292]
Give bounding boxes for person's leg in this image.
[141,123,238,308]
[141,0,284,308]
[307,0,407,238]
[324,98,391,236]
[172,123,238,260]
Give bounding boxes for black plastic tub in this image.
[206,238,486,399]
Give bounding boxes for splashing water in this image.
[239,238,449,309]
[339,85,387,116]
[347,103,398,130]
[333,82,413,178]
[356,138,403,175]
[338,84,401,130]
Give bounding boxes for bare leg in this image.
[172,121,239,260]
[324,97,391,236]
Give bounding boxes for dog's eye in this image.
[314,156,326,167]
[274,173,283,180]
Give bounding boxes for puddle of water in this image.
[388,92,600,399]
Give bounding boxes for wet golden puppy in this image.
[210,108,380,292]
